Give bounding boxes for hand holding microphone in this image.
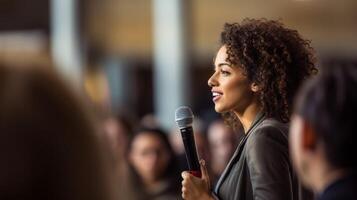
[175,106,212,200]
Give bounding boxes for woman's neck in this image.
[233,102,261,133]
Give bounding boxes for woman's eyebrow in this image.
[218,62,231,68]
[212,62,231,70]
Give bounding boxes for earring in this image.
[251,83,259,92]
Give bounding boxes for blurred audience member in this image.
[0,62,114,200]
[103,114,133,164]
[290,65,357,200]
[207,119,240,184]
[127,127,181,200]
[102,113,135,199]
[140,113,161,129]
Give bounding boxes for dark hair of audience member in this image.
[294,64,357,170]
[0,63,114,200]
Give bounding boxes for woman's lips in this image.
[212,92,222,102]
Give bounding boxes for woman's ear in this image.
[250,82,260,92]
[302,121,317,150]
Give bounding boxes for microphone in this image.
[175,106,201,178]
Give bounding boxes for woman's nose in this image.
[208,72,218,87]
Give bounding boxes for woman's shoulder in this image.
[246,118,289,149]
[244,118,290,164]
[252,118,289,137]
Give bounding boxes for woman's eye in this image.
[220,70,230,76]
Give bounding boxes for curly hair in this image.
[220,18,317,128]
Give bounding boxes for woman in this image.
[126,127,181,200]
[181,18,317,200]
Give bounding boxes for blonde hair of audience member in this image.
[0,62,114,200]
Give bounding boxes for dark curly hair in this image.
[220,18,317,128]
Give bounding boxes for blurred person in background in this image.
[102,113,135,199]
[140,113,161,130]
[181,18,317,200]
[207,119,240,184]
[126,127,181,200]
[103,113,134,165]
[290,65,357,200]
[0,61,114,200]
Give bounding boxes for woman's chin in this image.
[214,105,228,113]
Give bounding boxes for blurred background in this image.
[1,0,356,130]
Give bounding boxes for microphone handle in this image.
[180,126,201,177]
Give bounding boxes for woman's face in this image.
[129,133,171,183]
[208,45,255,114]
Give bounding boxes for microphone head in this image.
[175,106,194,129]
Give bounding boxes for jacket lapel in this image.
[214,112,265,194]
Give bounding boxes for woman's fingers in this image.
[181,169,211,200]
[200,159,211,190]
[181,171,193,199]
[182,187,186,199]
[200,159,208,179]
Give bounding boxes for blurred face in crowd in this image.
[129,132,171,183]
[208,45,256,114]
[192,132,210,163]
[103,117,129,158]
[208,121,237,174]
[289,115,305,180]
[169,128,185,155]
[289,115,318,188]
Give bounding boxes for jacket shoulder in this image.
[245,118,290,160]
[247,118,289,145]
